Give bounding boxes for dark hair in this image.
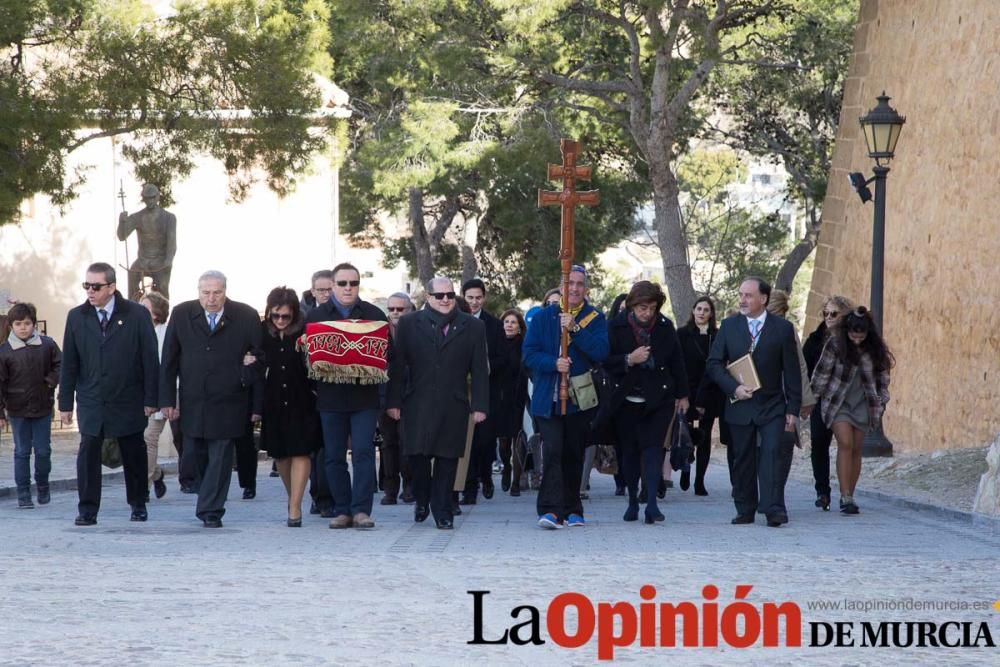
[835,306,895,372]
[141,291,170,324]
[311,269,333,286]
[684,295,718,334]
[742,276,771,304]
[331,262,360,279]
[625,281,666,312]
[264,286,302,335]
[7,302,37,324]
[455,295,472,314]
[499,309,526,337]
[461,278,486,296]
[543,287,561,305]
[87,262,116,284]
[608,293,628,319]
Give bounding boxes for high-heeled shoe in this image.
[287,517,302,527]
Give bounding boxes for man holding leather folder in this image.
[706,277,801,527]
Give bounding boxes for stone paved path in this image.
[1,460,998,665]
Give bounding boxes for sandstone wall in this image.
[807,0,1000,452]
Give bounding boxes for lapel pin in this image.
[117,320,123,325]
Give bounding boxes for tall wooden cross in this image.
[538,138,600,414]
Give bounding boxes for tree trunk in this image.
[649,161,697,322]
[461,214,478,284]
[409,187,434,287]
[774,210,822,292]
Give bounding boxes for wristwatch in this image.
[570,321,581,333]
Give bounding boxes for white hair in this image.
[198,270,227,288]
[388,292,414,311]
[425,276,453,293]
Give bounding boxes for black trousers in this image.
[692,413,715,486]
[810,407,833,497]
[408,454,458,523]
[189,436,235,521]
[170,420,196,489]
[378,412,411,497]
[463,418,495,496]
[615,402,667,512]
[536,408,594,519]
[309,446,333,511]
[77,430,147,517]
[728,416,793,518]
[234,426,257,491]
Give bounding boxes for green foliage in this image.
[0,0,333,220]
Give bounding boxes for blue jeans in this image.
[320,409,377,517]
[10,416,52,490]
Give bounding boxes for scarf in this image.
[627,311,655,347]
[425,305,459,336]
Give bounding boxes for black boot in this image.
[17,487,34,509]
[36,484,50,505]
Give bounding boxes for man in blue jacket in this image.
[59,263,159,526]
[523,265,608,529]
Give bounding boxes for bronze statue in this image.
[117,183,177,299]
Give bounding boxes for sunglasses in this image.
[82,282,111,291]
[387,307,407,312]
[336,280,360,287]
[270,313,292,321]
[822,310,840,318]
[430,292,456,300]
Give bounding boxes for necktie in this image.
[99,309,109,337]
[750,319,760,338]
[208,312,218,332]
[442,323,450,337]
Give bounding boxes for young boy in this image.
[0,303,61,508]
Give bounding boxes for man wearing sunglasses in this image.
[377,292,415,506]
[158,270,264,528]
[59,262,160,526]
[306,262,388,529]
[386,277,489,529]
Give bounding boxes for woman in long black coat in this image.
[676,296,725,496]
[602,281,689,524]
[494,309,528,495]
[258,287,321,526]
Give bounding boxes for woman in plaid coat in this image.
[810,306,894,515]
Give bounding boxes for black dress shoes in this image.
[694,481,708,496]
[679,471,690,491]
[414,505,430,523]
[154,470,167,499]
[380,495,398,505]
[242,488,256,500]
[459,493,477,505]
[74,515,97,526]
[766,513,789,527]
[482,479,495,499]
[731,514,755,525]
[130,506,148,522]
[287,517,302,527]
[180,485,196,494]
[435,518,454,529]
[203,518,223,528]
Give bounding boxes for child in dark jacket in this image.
[0,303,61,508]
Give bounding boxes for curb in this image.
[0,461,178,500]
[854,487,1000,529]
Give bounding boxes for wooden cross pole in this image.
[538,138,599,415]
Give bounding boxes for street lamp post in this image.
[849,92,905,457]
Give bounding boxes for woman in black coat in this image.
[602,282,689,524]
[259,287,321,526]
[676,296,724,496]
[494,309,528,496]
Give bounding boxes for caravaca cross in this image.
[538,139,600,415]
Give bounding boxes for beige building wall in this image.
[807,0,1000,452]
[0,137,410,348]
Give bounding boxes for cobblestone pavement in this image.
[1,458,999,666]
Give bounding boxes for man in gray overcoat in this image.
[386,277,489,529]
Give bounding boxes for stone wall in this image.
[807,0,1000,452]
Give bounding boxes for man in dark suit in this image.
[59,262,159,525]
[706,277,801,527]
[159,270,263,528]
[458,278,503,504]
[386,277,489,529]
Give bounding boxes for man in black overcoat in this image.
[159,270,264,528]
[386,277,489,529]
[59,262,159,525]
[458,278,504,504]
[706,277,801,527]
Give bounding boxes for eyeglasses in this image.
[430,292,456,300]
[387,307,407,312]
[336,280,360,287]
[822,310,840,318]
[82,282,111,291]
[270,313,292,321]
